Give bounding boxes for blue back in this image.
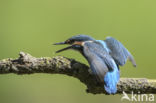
[96,40,120,94]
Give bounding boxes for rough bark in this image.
[0,52,155,94]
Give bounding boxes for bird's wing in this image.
[104,37,136,67]
[83,41,118,82]
[89,57,108,82]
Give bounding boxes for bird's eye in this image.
[65,40,73,44]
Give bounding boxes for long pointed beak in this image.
[53,42,66,45]
[54,41,72,53]
[55,45,73,53]
[54,41,83,53]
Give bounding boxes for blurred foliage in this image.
[0,0,156,103]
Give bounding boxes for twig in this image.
[0,52,155,94]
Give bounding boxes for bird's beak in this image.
[55,45,73,53]
[53,41,73,53]
[54,41,83,53]
[53,41,66,45]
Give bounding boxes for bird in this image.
[53,35,136,94]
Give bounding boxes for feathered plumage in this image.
[54,35,136,94]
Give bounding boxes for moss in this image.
[40,60,45,65]
[1,58,12,62]
[148,79,156,87]
[0,52,156,94]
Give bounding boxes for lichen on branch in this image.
[0,52,156,94]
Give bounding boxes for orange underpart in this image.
[73,41,83,45]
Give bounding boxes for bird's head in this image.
[53,35,94,53]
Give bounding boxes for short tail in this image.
[104,66,120,94]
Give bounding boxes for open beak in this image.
[53,41,73,53]
[53,41,83,53]
[53,41,66,45]
[55,45,73,53]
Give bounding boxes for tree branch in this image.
[0,52,155,94]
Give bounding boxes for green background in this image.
[0,0,156,103]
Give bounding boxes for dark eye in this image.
[65,40,73,44]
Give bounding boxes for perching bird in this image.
[54,35,136,94]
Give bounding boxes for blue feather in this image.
[96,40,120,94]
[104,66,120,94]
[96,40,110,53]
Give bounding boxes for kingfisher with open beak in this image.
[54,35,136,94]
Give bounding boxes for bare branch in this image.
[0,52,156,94]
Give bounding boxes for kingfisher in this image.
[54,35,136,94]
